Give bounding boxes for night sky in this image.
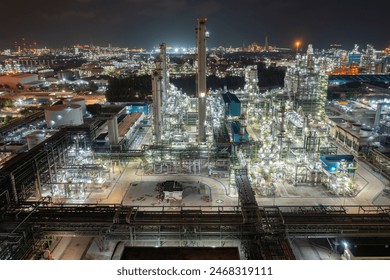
[1,0,389,50]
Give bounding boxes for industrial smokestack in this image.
[152,70,163,142]
[197,18,207,142]
[159,43,168,103]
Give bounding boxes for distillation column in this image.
[197,18,207,142]
[306,44,314,70]
[159,43,168,103]
[152,70,163,142]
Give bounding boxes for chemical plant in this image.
[1,19,390,260]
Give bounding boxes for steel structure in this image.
[0,130,69,206]
[0,111,44,139]
[1,203,390,260]
[1,162,389,260]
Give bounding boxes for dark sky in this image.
[1,0,389,51]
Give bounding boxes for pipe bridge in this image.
[1,204,390,260]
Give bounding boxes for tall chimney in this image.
[197,18,207,142]
[152,70,163,142]
[159,43,168,103]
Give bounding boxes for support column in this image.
[34,159,42,199]
[10,173,18,204]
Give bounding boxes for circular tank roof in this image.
[45,104,81,111]
[65,97,85,102]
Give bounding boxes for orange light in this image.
[295,41,301,49]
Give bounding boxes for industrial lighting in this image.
[295,41,301,52]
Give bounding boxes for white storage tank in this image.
[26,131,47,149]
[360,127,373,137]
[351,123,362,132]
[64,98,87,115]
[45,104,83,128]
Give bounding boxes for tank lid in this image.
[45,104,81,111]
[67,98,85,102]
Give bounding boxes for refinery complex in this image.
[1,18,390,260]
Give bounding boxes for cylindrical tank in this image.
[351,123,362,132]
[360,127,373,137]
[45,104,83,128]
[64,98,86,115]
[26,131,46,149]
[344,119,354,128]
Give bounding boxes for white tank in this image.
[45,104,83,128]
[351,123,362,132]
[344,120,354,128]
[26,131,47,149]
[63,98,87,115]
[360,128,373,137]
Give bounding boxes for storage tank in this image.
[64,98,87,115]
[351,123,362,132]
[45,104,83,128]
[360,127,373,137]
[26,131,47,149]
[344,119,354,128]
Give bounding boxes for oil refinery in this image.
[1,19,390,261]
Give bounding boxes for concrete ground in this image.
[79,155,389,208]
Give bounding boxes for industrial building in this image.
[44,104,84,128]
[0,73,39,88]
[162,180,184,201]
[222,92,241,117]
[284,53,328,120]
[329,119,374,155]
[231,121,248,142]
[320,155,355,173]
[328,74,390,86]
